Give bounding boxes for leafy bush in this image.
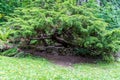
[1,0,120,61]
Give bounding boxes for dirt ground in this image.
[24,50,98,67]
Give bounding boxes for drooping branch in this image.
[30,37,50,40]
[51,29,78,48]
[10,28,79,48]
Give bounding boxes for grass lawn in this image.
[0,56,120,80]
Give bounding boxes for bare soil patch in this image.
[24,50,98,67]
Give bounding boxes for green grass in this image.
[0,56,120,80]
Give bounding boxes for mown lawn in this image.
[0,56,120,80]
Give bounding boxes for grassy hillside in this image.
[0,56,120,80]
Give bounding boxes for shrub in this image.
[1,0,120,61]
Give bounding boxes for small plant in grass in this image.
[0,48,30,57]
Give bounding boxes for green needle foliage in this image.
[0,0,31,22]
[1,0,120,61]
